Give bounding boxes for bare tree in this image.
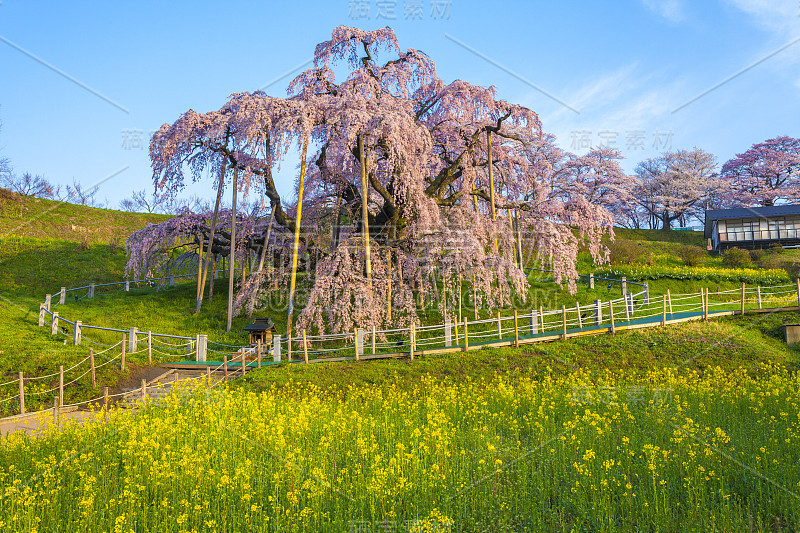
[120,189,173,213]
[0,172,57,198]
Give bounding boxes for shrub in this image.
[79,234,93,250]
[770,243,785,255]
[749,249,766,262]
[678,245,706,266]
[607,240,646,265]
[594,264,789,285]
[721,247,752,268]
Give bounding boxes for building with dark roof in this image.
[704,205,800,252]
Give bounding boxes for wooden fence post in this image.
[576,303,583,329]
[463,318,469,350]
[539,305,544,332]
[54,396,60,429]
[241,349,247,376]
[103,387,109,412]
[58,365,64,407]
[497,312,502,339]
[141,379,147,401]
[530,309,538,335]
[121,335,126,371]
[59,287,66,305]
[44,293,51,312]
[302,330,309,364]
[206,366,211,385]
[662,294,667,326]
[38,304,46,327]
[594,299,602,326]
[129,327,138,353]
[50,312,59,336]
[410,323,416,361]
[513,310,519,347]
[667,289,673,316]
[609,300,616,334]
[73,320,81,345]
[355,328,361,361]
[371,326,376,355]
[796,278,800,309]
[741,283,746,315]
[621,277,627,295]
[223,356,228,380]
[445,320,452,347]
[561,305,567,339]
[18,372,24,415]
[90,349,96,388]
[624,293,631,321]
[703,288,709,320]
[125,280,130,292]
[589,273,595,289]
[147,331,152,364]
[257,339,262,368]
[757,285,762,310]
[287,333,292,362]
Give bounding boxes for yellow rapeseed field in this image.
[1,364,799,532]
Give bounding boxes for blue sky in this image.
[0,0,798,208]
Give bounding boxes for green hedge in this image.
[594,265,790,285]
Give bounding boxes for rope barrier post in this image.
[497,312,502,339]
[463,318,469,351]
[741,283,746,315]
[50,312,59,336]
[241,349,247,376]
[223,356,228,381]
[409,323,415,361]
[287,333,292,362]
[44,293,51,312]
[53,396,59,429]
[561,305,567,339]
[589,273,595,290]
[371,326,376,355]
[257,339,262,368]
[757,285,762,310]
[38,304,46,327]
[662,295,667,326]
[129,327,138,353]
[703,288,709,321]
[58,365,64,407]
[644,282,650,305]
[90,348,96,388]
[18,372,24,415]
[125,280,130,292]
[59,287,66,305]
[89,283,95,299]
[302,330,309,364]
[667,289,673,316]
[609,300,616,334]
[539,305,544,332]
[513,310,519,347]
[121,335,127,371]
[355,328,361,361]
[141,379,147,401]
[624,293,631,321]
[445,320,452,347]
[73,320,81,345]
[103,387,109,413]
[621,277,627,295]
[206,366,211,385]
[576,303,583,329]
[530,309,538,335]
[147,331,152,364]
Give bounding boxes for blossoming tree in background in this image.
[720,136,800,207]
[128,26,617,335]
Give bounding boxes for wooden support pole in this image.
[18,372,24,415]
[624,294,631,321]
[196,234,204,302]
[141,379,147,401]
[609,300,616,334]
[513,310,519,347]
[741,283,746,315]
[58,365,64,407]
[472,279,478,320]
[487,130,498,252]
[287,136,310,334]
[576,303,583,329]
[358,134,373,294]
[121,335,126,371]
[287,334,292,363]
[662,295,667,326]
[703,287,709,320]
[497,311,502,339]
[757,285,762,309]
[147,331,152,364]
[223,356,228,381]
[354,328,360,361]
[90,349,96,388]
[226,162,239,333]
[241,349,247,376]
[387,251,392,321]
[371,325,376,355]
[539,305,544,332]
[454,320,459,345]
[54,396,59,429]
[561,305,567,339]
[302,329,309,364]
[463,318,469,350]
[103,387,109,412]
[206,366,211,385]
[257,339,262,368]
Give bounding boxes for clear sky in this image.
[0,0,798,208]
